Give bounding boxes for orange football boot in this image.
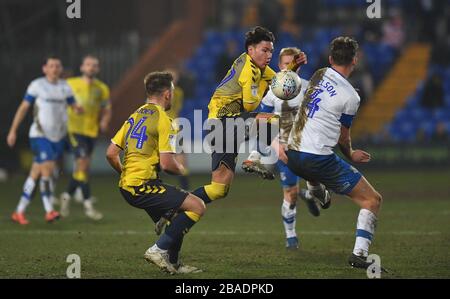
[45,210,61,223]
[12,212,29,225]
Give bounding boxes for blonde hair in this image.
[279,47,301,63]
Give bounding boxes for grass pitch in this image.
[0,170,449,278]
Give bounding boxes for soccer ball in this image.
[270,70,302,101]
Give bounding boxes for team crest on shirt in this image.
[251,85,258,97]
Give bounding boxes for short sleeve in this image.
[158,113,176,153]
[24,81,38,104]
[111,121,129,150]
[63,82,75,105]
[339,93,360,128]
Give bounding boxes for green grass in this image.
[0,170,449,278]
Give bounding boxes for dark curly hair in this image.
[245,26,275,52]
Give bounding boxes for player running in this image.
[60,55,111,220]
[190,26,306,207]
[106,71,205,274]
[7,56,82,224]
[242,47,331,249]
[285,37,384,270]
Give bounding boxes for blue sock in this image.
[192,187,212,204]
[156,212,196,250]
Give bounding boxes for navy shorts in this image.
[208,116,248,172]
[30,138,65,163]
[277,159,301,188]
[68,133,96,159]
[286,150,362,195]
[119,179,189,223]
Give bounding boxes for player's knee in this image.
[284,186,298,203]
[73,170,88,183]
[372,191,383,207]
[186,195,206,217]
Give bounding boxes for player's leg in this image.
[156,195,205,274]
[300,181,332,209]
[278,160,302,249]
[347,176,384,269]
[191,154,235,205]
[76,155,102,220]
[241,113,277,180]
[120,182,205,274]
[11,162,40,225]
[39,159,60,222]
[281,185,299,249]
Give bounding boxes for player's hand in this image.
[73,104,84,114]
[100,121,109,134]
[295,51,308,66]
[351,150,371,163]
[6,131,16,148]
[277,143,288,164]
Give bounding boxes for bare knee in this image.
[373,191,383,207]
[184,194,206,217]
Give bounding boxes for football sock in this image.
[353,209,377,257]
[192,182,229,204]
[40,177,53,213]
[281,199,297,239]
[80,182,91,200]
[67,177,80,196]
[156,211,200,250]
[16,176,36,213]
[168,235,184,264]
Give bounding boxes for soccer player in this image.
[242,47,331,249]
[286,37,384,270]
[7,56,82,224]
[190,26,306,206]
[60,55,111,220]
[106,71,205,274]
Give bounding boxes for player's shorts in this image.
[208,116,248,172]
[30,137,65,163]
[277,159,301,188]
[68,133,96,159]
[119,179,189,223]
[208,113,276,172]
[286,150,362,195]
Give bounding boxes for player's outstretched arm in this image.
[338,126,371,163]
[7,100,31,148]
[100,105,112,134]
[160,153,187,176]
[106,143,123,174]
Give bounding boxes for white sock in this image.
[281,199,297,239]
[83,199,94,210]
[150,244,166,252]
[16,176,36,213]
[40,177,53,213]
[353,209,377,257]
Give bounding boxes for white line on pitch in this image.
[0,230,442,236]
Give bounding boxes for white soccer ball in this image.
[270,70,302,101]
